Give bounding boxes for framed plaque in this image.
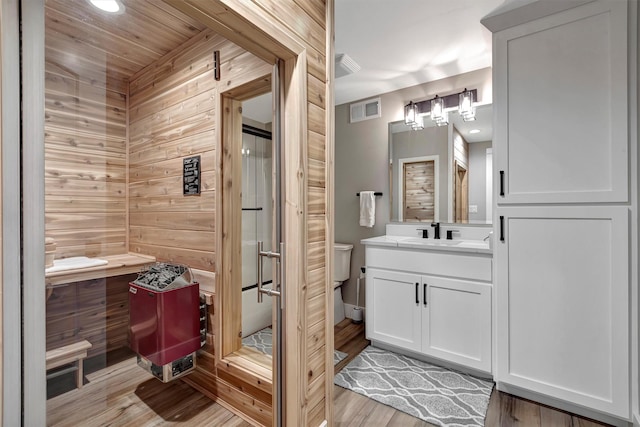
[183,155,201,196]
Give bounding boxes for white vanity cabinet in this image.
[365,245,492,374]
[482,0,635,421]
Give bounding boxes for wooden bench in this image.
[46,340,92,389]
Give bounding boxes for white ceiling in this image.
[334,0,504,106]
[244,0,503,123]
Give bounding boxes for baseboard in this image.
[496,381,632,427]
[344,303,365,320]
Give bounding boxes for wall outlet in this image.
[469,205,478,213]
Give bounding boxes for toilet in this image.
[334,243,353,325]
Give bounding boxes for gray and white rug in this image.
[243,327,348,365]
[334,346,494,427]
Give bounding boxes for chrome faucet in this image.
[430,222,440,239]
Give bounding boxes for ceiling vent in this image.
[335,53,361,78]
[350,97,381,123]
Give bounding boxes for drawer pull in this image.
[415,282,419,304]
[500,216,505,242]
[423,283,427,307]
[499,171,505,197]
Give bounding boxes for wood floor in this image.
[47,319,612,426]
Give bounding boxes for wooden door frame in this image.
[215,75,276,409]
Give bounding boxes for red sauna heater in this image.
[129,263,202,382]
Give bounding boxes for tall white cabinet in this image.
[483,0,636,422]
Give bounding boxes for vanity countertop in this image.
[361,235,492,255]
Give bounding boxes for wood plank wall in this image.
[128,29,270,270]
[44,53,128,259]
[44,0,207,260]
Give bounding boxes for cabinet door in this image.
[494,0,628,204]
[365,268,422,352]
[496,206,629,417]
[422,276,492,373]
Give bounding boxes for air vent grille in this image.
[350,97,381,123]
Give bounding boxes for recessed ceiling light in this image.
[469,129,481,134]
[88,0,125,14]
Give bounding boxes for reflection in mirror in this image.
[241,92,274,359]
[389,104,493,224]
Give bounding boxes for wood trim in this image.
[282,49,308,427]
[163,1,278,64]
[182,369,271,426]
[219,95,243,357]
[324,1,335,425]
[125,84,131,251]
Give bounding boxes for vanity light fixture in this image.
[404,101,417,126]
[88,0,125,14]
[403,88,477,130]
[458,88,476,122]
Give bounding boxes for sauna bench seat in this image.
[45,253,156,287]
[46,339,92,389]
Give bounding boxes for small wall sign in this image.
[183,155,201,196]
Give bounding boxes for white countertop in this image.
[361,235,492,255]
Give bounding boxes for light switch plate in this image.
[469,205,478,213]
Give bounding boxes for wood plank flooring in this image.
[47,320,612,426]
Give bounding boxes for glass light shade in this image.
[430,96,445,122]
[404,102,416,125]
[459,89,476,121]
[411,114,424,131]
[434,110,449,127]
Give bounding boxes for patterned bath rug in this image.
[334,350,348,365]
[243,327,347,366]
[334,346,494,427]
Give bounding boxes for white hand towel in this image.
[359,191,376,228]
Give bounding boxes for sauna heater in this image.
[129,263,202,382]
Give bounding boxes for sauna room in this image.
[35,0,334,425]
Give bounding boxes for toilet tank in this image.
[334,243,353,282]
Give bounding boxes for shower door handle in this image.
[257,241,283,307]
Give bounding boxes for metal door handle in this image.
[257,241,283,308]
[500,216,505,242]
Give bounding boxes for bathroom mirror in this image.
[389,103,493,224]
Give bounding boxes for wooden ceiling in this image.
[45,0,208,92]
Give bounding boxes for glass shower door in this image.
[241,123,274,352]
